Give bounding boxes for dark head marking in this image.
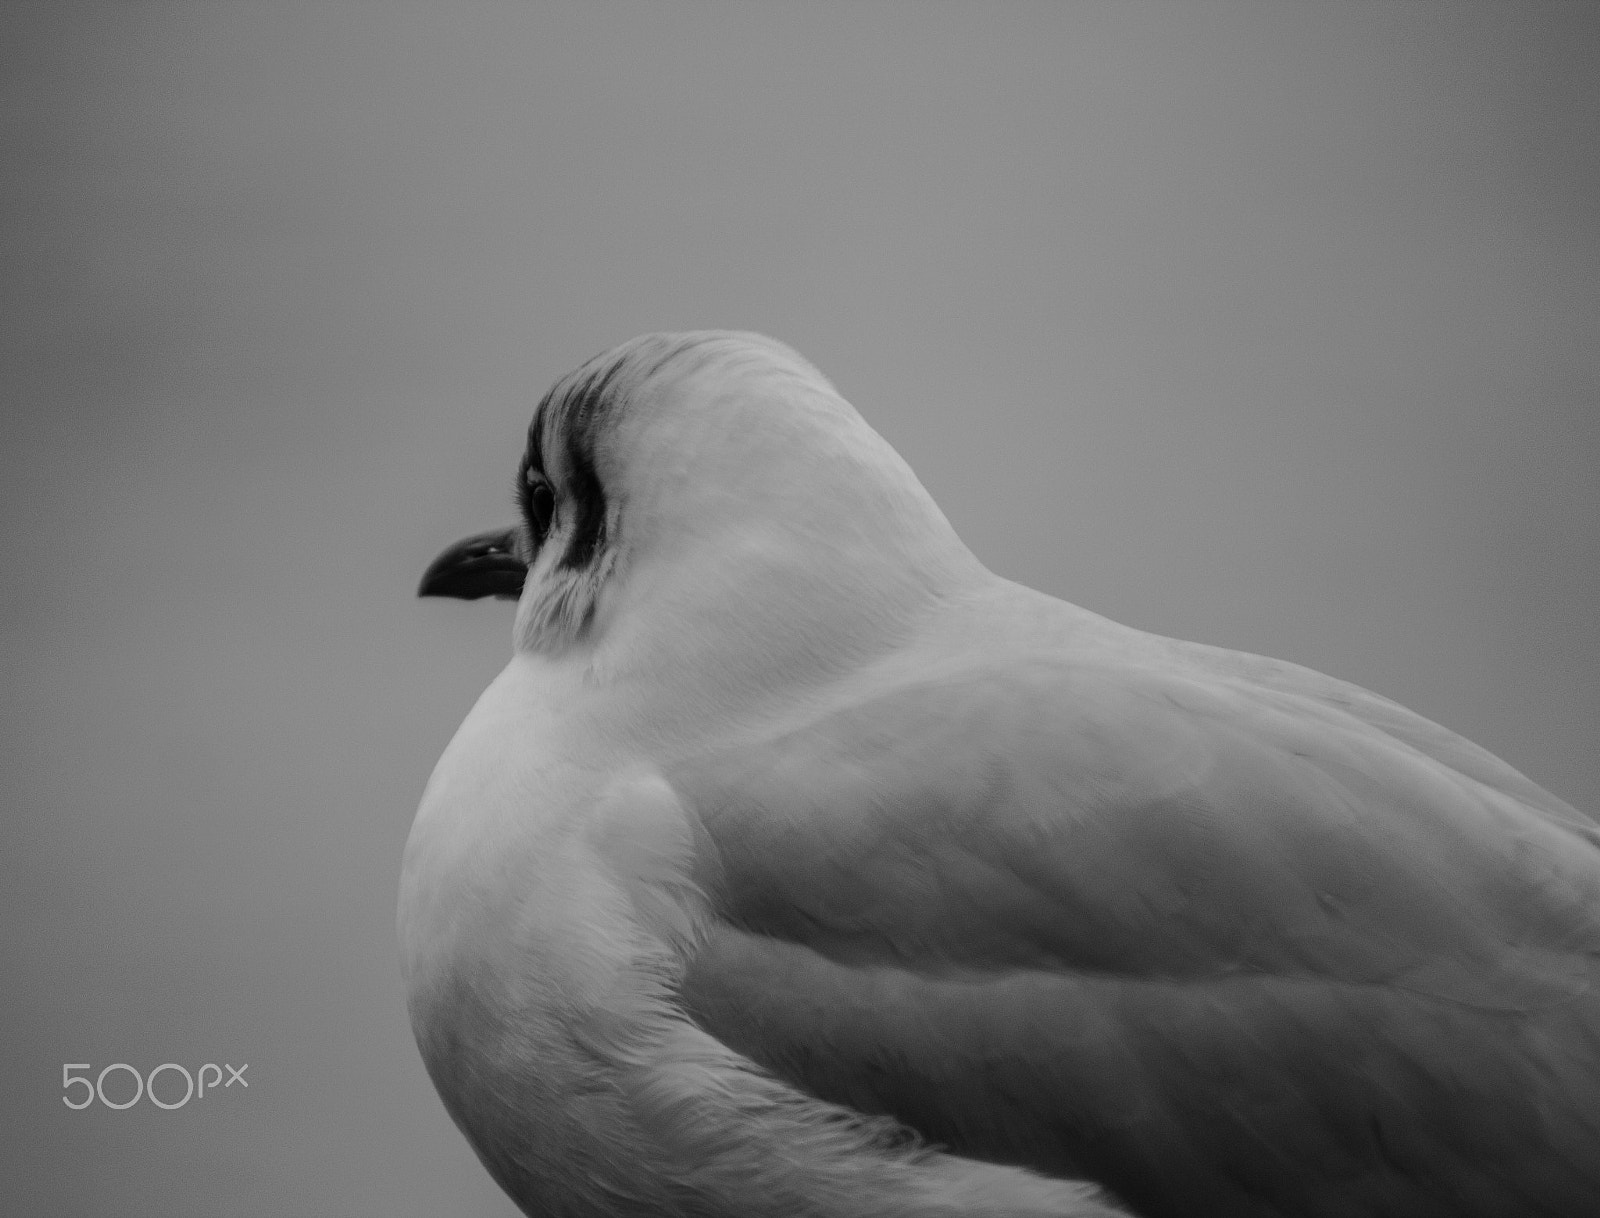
[514,402,553,548]
[516,352,624,570]
[517,333,765,570]
[554,356,624,570]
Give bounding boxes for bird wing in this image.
[669,651,1600,1218]
[1165,633,1595,832]
[442,768,1131,1218]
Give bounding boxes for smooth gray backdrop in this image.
[3,3,1597,1215]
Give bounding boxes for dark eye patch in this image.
[519,364,611,570]
[559,427,606,569]
[528,477,555,540]
[516,405,554,544]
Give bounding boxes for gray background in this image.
[3,3,1597,1215]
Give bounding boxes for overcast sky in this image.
[3,3,1597,1215]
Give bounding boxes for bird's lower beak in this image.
[417,528,528,600]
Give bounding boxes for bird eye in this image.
[528,480,555,540]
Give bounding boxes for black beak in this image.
[418,528,528,600]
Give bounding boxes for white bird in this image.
[403,331,1600,1218]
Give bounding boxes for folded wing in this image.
[672,652,1600,1218]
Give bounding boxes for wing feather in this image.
[671,653,1600,1217]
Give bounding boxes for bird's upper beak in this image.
[417,528,528,600]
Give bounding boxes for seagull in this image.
[403,331,1600,1218]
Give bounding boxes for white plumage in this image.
[404,332,1600,1217]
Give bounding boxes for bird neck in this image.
[572,509,986,752]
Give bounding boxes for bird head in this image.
[420,332,981,690]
